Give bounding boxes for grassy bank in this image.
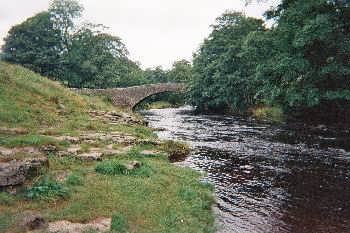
[0,62,215,233]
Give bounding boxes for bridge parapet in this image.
[73,83,186,108]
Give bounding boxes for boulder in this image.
[0,157,48,187]
[127,161,141,170]
[19,211,46,231]
[76,152,103,161]
[0,161,27,187]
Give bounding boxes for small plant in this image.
[0,192,14,206]
[26,176,70,201]
[161,140,190,162]
[110,213,129,233]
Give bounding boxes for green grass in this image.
[110,213,129,233]
[1,155,215,232]
[0,61,117,133]
[0,134,68,148]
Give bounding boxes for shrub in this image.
[26,176,70,201]
[161,140,190,162]
[110,213,129,233]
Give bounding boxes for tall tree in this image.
[49,0,84,51]
[167,60,192,83]
[260,0,350,121]
[2,12,62,78]
[188,11,266,112]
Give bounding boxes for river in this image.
[141,106,350,233]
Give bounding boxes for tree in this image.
[2,12,62,78]
[188,11,266,112]
[49,0,84,51]
[167,60,192,83]
[62,23,141,88]
[260,0,350,122]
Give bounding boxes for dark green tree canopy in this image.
[2,12,62,78]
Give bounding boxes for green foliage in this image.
[26,176,70,201]
[2,11,62,78]
[110,213,129,233]
[188,11,266,113]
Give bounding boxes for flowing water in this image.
[141,106,350,233]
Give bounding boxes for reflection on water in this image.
[141,106,350,233]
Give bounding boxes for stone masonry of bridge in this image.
[73,83,186,109]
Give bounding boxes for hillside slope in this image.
[0,62,215,233]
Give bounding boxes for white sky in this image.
[0,0,278,69]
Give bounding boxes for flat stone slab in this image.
[141,150,161,155]
[47,218,111,233]
[76,152,103,161]
[0,127,28,134]
[0,146,41,157]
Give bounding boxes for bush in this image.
[110,213,129,233]
[26,176,70,201]
[161,140,190,162]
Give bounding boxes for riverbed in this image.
[141,106,350,233]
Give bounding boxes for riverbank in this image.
[0,63,215,233]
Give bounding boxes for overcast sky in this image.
[1,0,278,69]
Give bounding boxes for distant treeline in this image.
[1,0,191,88]
[187,0,350,123]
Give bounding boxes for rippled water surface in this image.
[141,106,350,233]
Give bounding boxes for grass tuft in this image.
[110,213,129,233]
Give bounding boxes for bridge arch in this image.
[74,83,186,109]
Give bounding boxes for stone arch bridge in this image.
[73,83,186,109]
